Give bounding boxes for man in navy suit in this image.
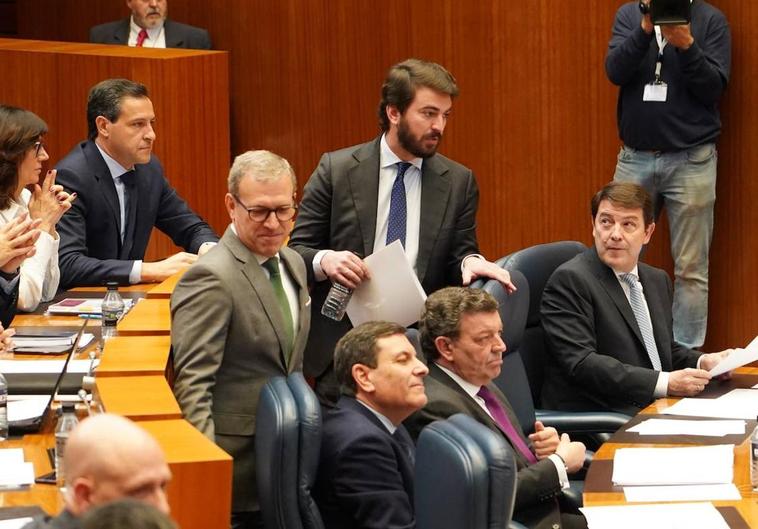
[314,321,429,529]
[89,0,211,50]
[55,79,218,288]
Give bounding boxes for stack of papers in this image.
[0,448,34,490]
[663,388,758,420]
[47,298,134,315]
[581,502,729,529]
[0,359,99,374]
[11,333,95,354]
[626,418,746,437]
[613,444,734,486]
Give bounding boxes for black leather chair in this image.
[255,373,324,529]
[415,413,518,529]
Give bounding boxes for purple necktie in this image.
[477,385,537,464]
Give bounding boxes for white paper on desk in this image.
[709,335,758,377]
[626,418,746,436]
[345,240,427,327]
[623,483,741,502]
[0,359,99,374]
[612,444,733,486]
[662,397,758,420]
[0,448,25,465]
[0,462,34,488]
[11,333,94,354]
[580,502,729,529]
[6,395,49,422]
[0,518,34,529]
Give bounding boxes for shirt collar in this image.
[614,264,640,281]
[380,134,423,172]
[435,362,483,399]
[356,398,397,434]
[228,223,281,265]
[130,16,164,40]
[95,142,131,179]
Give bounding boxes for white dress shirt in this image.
[128,17,167,48]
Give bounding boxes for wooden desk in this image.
[97,336,171,377]
[146,269,188,299]
[94,375,181,421]
[117,299,171,336]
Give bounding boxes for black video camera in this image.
[639,0,691,25]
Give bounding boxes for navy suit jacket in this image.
[0,275,19,327]
[89,18,212,49]
[55,140,218,288]
[314,396,416,529]
[540,247,701,415]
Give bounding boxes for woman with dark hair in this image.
[0,105,75,311]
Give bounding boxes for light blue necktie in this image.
[386,162,412,248]
[620,273,662,371]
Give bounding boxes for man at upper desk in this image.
[89,0,212,50]
[540,182,732,417]
[55,78,218,289]
[172,150,310,529]
[605,0,731,349]
[22,414,172,529]
[289,58,514,405]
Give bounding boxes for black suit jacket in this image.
[0,275,19,328]
[289,138,480,378]
[314,396,416,529]
[404,364,564,529]
[55,140,218,288]
[540,247,701,415]
[89,18,212,49]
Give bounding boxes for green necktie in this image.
[262,256,294,363]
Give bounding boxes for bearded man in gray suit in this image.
[171,150,310,529]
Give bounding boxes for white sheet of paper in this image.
[0,448,25,465]
[7,396,50,422]
[346,240,427,327]
[580,502,729,529]
[662,397,758,420]
[0,359,99,374]
[623,483,741,503]
[0,518,34,529]
[626,418,746,437]
[709,335,758,376]
[612,444,733,486]
[0,462,34,488]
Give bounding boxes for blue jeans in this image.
[613,143,717,349]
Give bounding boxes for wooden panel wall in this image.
[12,1,757,350]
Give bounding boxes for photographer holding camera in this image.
[605,0,731,351]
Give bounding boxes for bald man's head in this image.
[64,414,171,516]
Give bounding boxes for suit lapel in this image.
[279,248,309,371]
[113,19,130,44]
[638,266,672,370]
[347,140,381,258]
[416,156,451,284]
[85,142,124,252]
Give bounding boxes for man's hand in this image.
[0,213,41,273]
[660,24,694,50]
[640,0,654,33]
[528,421,560,460]
[668,367,712,396]
[461,256,516,293]
[320,250,370,289]
[699,349,734,380]
[141,252,198,283]
[0,324,15,353]
[554,433,586,473]
[27,170,76,235]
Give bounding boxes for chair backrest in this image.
[256,374,324,529]
[405,328,424,363]
[480,271,535,432]
[415,414,517,529]
[501,241,586,406]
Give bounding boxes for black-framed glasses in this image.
[33,141,47,158]
[232,194,298,222]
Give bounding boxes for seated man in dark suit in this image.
[315,321,429,529]
[90,0,211,50]
[405,287,587,529]
[541,182,732,416]
[55,79,218,288]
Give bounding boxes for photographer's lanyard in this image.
[643,26,668,102]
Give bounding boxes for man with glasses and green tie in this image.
[171,150,311,529]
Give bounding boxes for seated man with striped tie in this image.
[404,287,588,529]
[540,181,732,417]
[315,321,429,529]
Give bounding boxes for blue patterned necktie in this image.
[386,162,412,248]
[620,273,662,371]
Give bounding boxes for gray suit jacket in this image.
[171,227,310,513]
[289,138,480,379]
[404,363,564,529]
[89,18,212,49]
[541,247,700,415]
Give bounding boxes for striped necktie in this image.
[620,273,662,371]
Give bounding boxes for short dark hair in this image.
[80,499,175,529]
[420,287,499,362]
[87,79,149,140]
[334,321,407,397]
[377,58,459,132]
[591,181,654,226]
[0,105,48,209]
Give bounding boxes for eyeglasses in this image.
[233,194,298,222]
[33,141,47,158]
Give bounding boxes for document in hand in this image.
[580,502,729,529]
[346,240,427,327]
[611,444,734,486]
[708,335,758,377]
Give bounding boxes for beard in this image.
[397,117,442,159]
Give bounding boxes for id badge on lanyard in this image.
[643,26,668,102]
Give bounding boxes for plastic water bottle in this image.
[101,281,125,341]
[55,403,79,488]
[0,372,8,441]
[751,419,758,491]
[321,282,352,321]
